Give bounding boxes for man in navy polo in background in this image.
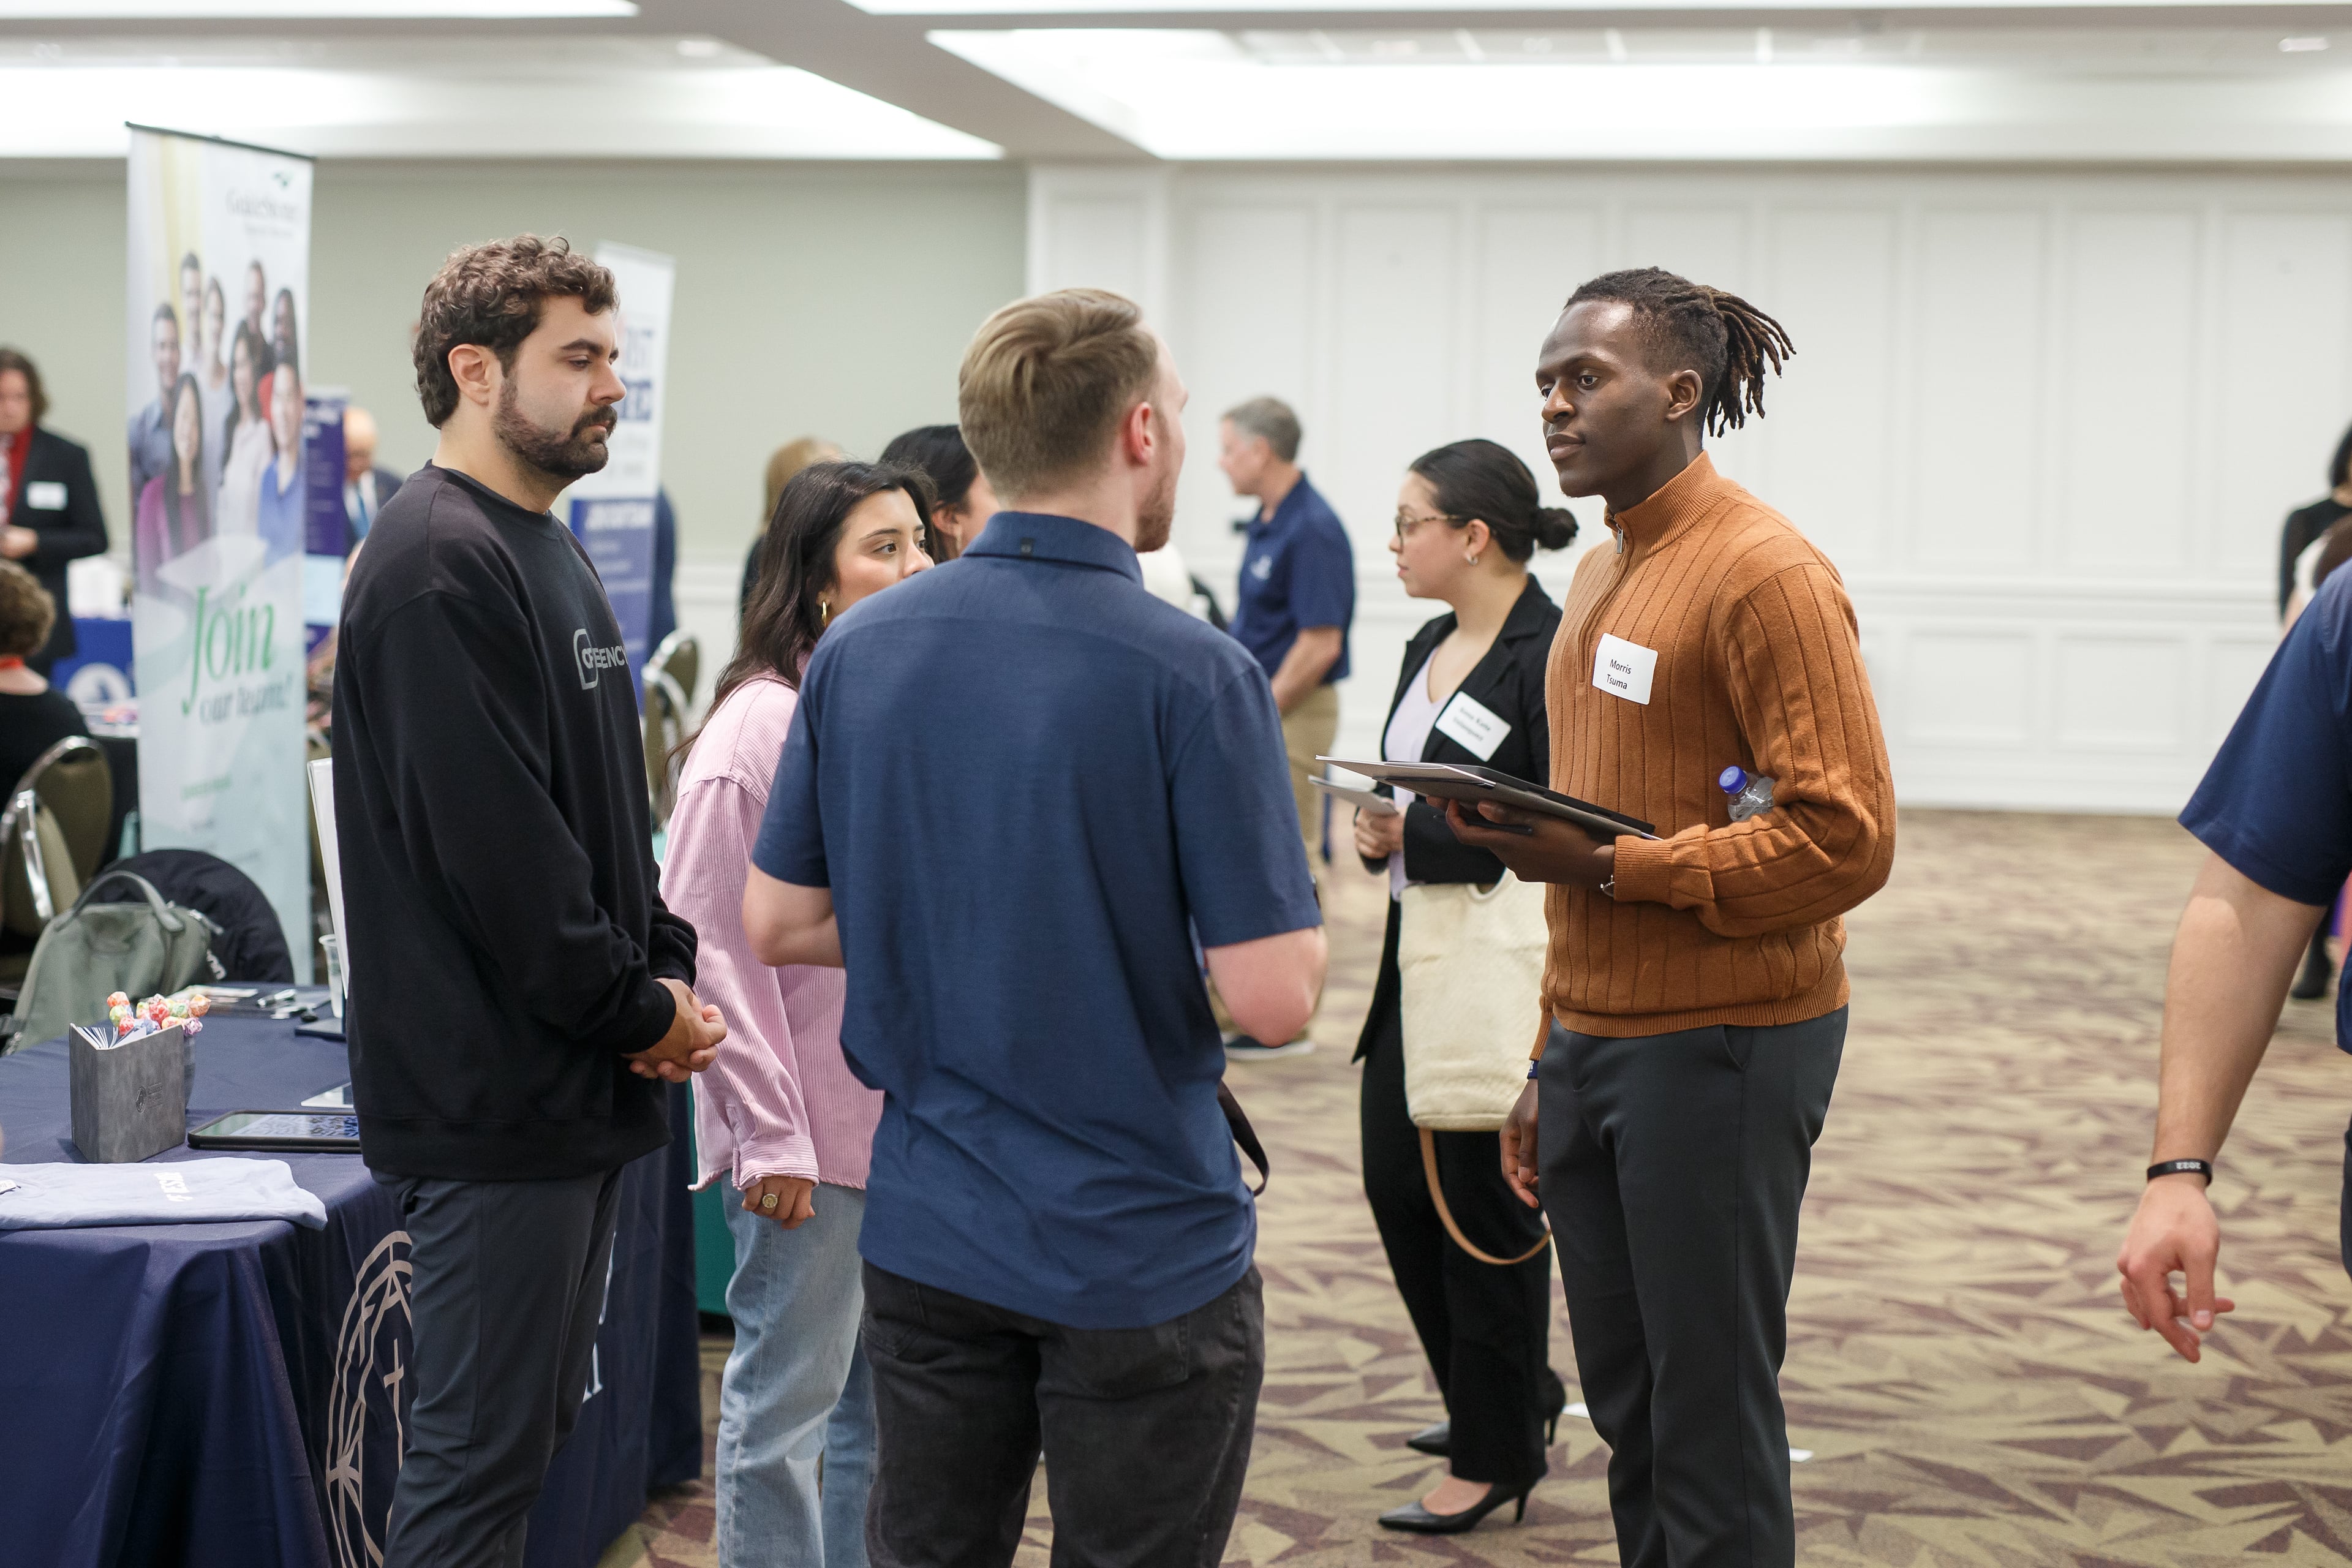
[741,287,1327,1568]
[1218,394,1354,1058]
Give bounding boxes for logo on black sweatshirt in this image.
[574,627,627,690]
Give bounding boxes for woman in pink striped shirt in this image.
[660,461,935,1568]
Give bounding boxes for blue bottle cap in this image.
[1718,765,1748,794]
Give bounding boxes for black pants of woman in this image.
[1359,899,1562,1491]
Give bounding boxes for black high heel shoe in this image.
[1377,1482,1536,1535]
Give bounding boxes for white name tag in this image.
[1433,690,1510,761]
[1592,633,1658,705]
[24,481,66,511]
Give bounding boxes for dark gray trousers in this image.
[1537,1010,1845,1568]
[861,1262,1264,1568]
[382,1166,625,1568]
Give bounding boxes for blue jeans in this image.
[717,1184,876,1568]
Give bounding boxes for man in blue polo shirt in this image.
[2118,565,2352,1363]
[742,287,1326,1568]
[1219,396,1353,1058]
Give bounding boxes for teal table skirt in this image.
[689,1129,736,1317]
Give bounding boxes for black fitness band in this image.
[2147,1158,2214,1185]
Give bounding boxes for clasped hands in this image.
[624,977,728,1083]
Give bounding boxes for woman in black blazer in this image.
[0,350,110,673]
[1354,439,1577,1535]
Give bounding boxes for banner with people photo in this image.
[125,126,314,980]
[567,241,674,677]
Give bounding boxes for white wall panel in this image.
[1475,206,1600,507]
[1031,165,2346,814]
[2054,636,2187,750]
[2216,213,2352,589]
[2060,212,2199,576]
[1172,201,1317,560]
[2203,633,2283,752]
[1905,631,2036,748]
[1913,208,2043,572]
[1761,208,1897,571]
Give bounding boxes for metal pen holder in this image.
[69,1019,190,1163]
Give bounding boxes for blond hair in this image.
[957,289,1158,500]
[763,437,840,529]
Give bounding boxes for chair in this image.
[649,630,699,712]
[642,633,699,831]
[15,737,112,890]
[0,737,113,979]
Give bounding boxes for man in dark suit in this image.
[0,349,110,672]
[340,405,405,543]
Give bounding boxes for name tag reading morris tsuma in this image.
[1592,633,1658,705]
[1433,690,1510,761]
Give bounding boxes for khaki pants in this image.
[1214,682,1338,1044]
[1282,682,1341,867]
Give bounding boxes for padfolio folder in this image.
[1317,758,1659,841]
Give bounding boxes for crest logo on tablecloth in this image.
[328,1229,414,1568]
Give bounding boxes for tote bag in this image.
[1397,870,1551,1265]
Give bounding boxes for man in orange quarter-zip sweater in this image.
[1449,267,1894,1568]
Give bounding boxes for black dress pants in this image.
[1537,1010,1845,1568]
[383,1166,625,1568]
[1359,900,1559,1490]
[861,1261,1264,1568]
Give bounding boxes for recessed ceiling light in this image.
[676,36,722,56]
[2280,35,2329,51]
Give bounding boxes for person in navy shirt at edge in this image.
[2119,563,2352,1365]
[742,287,1327,1568]
[1218,395,1354,1058]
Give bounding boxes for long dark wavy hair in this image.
[162,371,209,546]
[707,460,936,726]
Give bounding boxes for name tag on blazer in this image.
[1592,633,1658,704]
[1433,690,1510,760]
[23,482,66,511]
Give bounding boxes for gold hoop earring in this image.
[818,599,830,627]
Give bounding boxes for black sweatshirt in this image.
[332,463,695,1180]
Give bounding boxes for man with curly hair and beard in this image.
[332,235,728,1568]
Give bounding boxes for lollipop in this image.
[187,993,211,1018]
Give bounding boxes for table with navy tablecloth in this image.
[0,1016,703,1568]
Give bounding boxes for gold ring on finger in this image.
[761,1193,778,1210]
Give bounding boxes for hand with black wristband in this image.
[2115,854,2321,1362]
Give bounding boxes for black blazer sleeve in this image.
[24,432,108,567]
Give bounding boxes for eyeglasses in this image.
[1393,509,1459,541]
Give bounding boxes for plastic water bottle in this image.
[1719,765,1776,822]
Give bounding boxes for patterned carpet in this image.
[604,810,2352,1567]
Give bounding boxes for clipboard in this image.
[1310,775,1399,816]
[1318,758,1659,840]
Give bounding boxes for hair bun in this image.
[1531,505,1578,551]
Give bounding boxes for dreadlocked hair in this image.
[1563,268,1795,436]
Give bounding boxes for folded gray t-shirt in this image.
[0,1159,328,1230]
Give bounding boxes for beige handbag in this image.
[1397,871,1552,1265]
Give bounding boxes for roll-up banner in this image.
[567,242,674,684]
[125,124,314,981]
